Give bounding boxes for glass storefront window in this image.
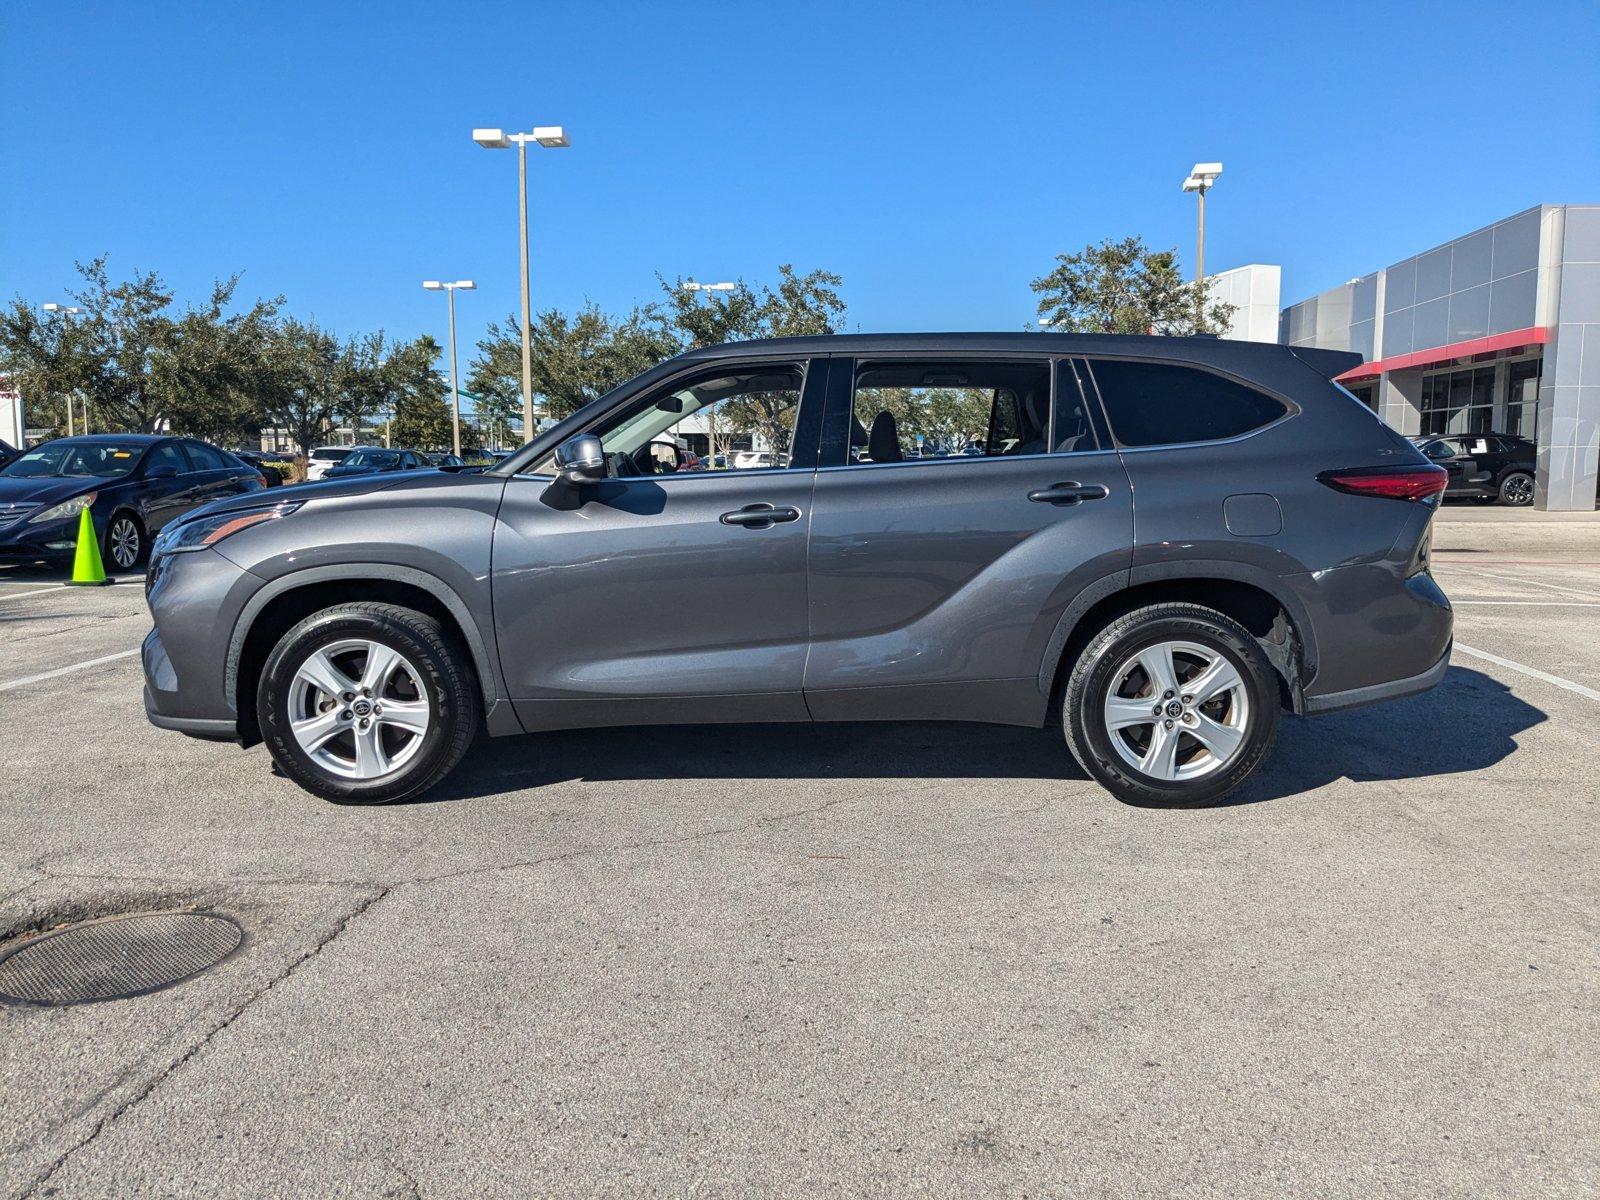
[1418,358,1540,440]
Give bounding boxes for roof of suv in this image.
[670,332,1361,378]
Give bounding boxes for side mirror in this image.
[147,463,179,479]
[554,434,606,484]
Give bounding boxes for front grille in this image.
[0,503,39,531]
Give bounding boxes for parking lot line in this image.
[1456,565,1600,602]
[0,585,69,602]
[0,648,141,694]
[1453,600,1600,607]
[1455,642,1600,705]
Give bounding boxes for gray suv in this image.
[142,334,1453,808]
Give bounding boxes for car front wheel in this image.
[257,603,480,804]
[1062,603,1281,808]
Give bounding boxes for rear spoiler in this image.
[1289,346,1364,381]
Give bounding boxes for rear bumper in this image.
[1303,642,1451,715]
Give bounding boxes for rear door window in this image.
[847,360,1051,463]
[1086,359,1287,447]
[182,442,228,472]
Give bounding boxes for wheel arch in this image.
[1039,563,1317,715]
[226,564,507,746]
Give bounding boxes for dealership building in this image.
[1274,204,1600,510]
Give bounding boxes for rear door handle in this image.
[720,503,802,528]
[1028,482,1110,505]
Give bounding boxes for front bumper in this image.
[142,547,263,739]
[0,515,80,559]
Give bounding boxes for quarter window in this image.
[848,360,1051,463]
[1087,360,1287,447]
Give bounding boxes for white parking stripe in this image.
[1459,566,1600,602]
[1453,600,1600,607]
[0,585,71,602]
[1455,643,1600,705]
[0,649,141,693]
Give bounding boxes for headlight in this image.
[28,491,97,524]
[153,500,302,557]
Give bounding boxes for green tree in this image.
[0,296,96,437]
[388,336,453,450]
[157,276,282,447]
[258,318,354,455]
[1031,236,1234,335]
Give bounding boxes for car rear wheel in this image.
[1498,471,1534,507]
[257,603,480,804]
[1062,603,1281,808]
[104,513,145,571]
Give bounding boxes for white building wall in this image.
[1208,264,1281,343]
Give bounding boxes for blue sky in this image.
[4,0,1598,350]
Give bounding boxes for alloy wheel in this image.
[288,639,431,780]
[1101,639,1251,782]
[109,517,141,570]
[1502,474,1534,506]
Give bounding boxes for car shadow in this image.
[420,666,1542,809]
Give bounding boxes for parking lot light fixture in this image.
[474,123,571,447]
[422,280,476,457]
[41,303,84,436]
[1181,162,1223,322]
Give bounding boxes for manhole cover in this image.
[0,911,242,1006]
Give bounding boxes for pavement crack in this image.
[18,885,390,1199]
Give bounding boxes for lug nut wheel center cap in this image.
[1165,701,1185,717]
[351,698,372,717]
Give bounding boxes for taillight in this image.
[1318,466,1448,502]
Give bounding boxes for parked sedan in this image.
[324,447,429,478]
[0,434,265,570]
[0,439,18,469]
[1410,433,1536,506]
[231,449,284,486]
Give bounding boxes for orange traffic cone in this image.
[66,506,113,586]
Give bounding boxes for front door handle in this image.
[1028,482,1110,505]
[720,503,802,529]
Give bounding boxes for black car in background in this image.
[0,434,266,570]
[423,453,466,468]
[232,449,284,486]
[0,439,18,469]
[325,447,429,478]
[1410,433,1536,506]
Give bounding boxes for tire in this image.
[1062,603,1281,808]
[1498,471,1534,507]
[104,512,145,572]
[257,603,480,804]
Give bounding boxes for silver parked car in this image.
[142,333,1452,807]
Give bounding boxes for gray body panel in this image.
[140,332,1453,749]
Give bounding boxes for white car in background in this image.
[305,446,352,481]
[731,450,788,469]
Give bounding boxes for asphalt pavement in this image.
[2,504,1597,1198]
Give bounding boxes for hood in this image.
[173,470,415,526]
[0,475,102,509]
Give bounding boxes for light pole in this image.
[422,280,475,457]
[41,303,82,436]
[1181,162,1223,325]
[472,125,570,447]
[681,280,735,467]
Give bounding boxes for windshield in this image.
[342,449,400,469]
[0,441,147,479]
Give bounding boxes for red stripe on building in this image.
[1335,326,1549,383]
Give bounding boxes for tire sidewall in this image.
[258,609,464,805]
[105,512,144,571]
[1498,471,1534,507]
[1068,610,1279,807]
